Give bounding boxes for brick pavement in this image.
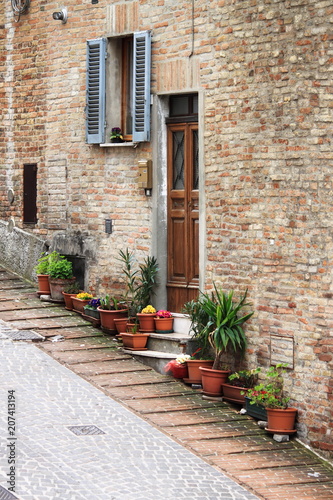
[0,268,333,500]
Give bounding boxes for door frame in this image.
[151,92,206,311]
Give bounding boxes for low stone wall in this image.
[0,220,45,282]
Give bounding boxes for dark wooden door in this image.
[167,123,199,312]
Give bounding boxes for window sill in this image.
[100,142,139,148]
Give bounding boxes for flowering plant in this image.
[141,305,156,314]
[175,354,191,365]
[85,298,101,310]
[110,127,123,141]
[246,364,290,409]
[76,292,94,301]
[156,310,172,318]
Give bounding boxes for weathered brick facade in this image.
[0,0,332,459]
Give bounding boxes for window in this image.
[86,31,151,144]
[23,164,37,224]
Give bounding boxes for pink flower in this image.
[156,310,172,318]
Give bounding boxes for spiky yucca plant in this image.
[200,285,254,370]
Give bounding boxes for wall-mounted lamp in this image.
[52,8,67,24]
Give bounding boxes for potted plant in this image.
[97,295,128,334]
[62,281,81,310]
[164,354,190,379]
[137,305,156,332]
[83,298,101,327]
[246,364,297,434]
[118,248,158,320]
[154,310,174,333]
[48,255,76,302]
[222,368,260,405]
[72,292,94,314]
[199,285,254,396]
[34,250,61,296]
[120,321,150,349]
[183,297,215,384]
[110,127,124,143]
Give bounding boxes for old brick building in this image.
[0,0,332,459]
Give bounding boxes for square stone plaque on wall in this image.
[270,335,294,369]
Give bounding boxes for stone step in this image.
[124,349,178,374]
[147,332,190,354]
[122,314,193,374]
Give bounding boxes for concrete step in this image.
[147,332,190,354]
[122,314,193,374]
[124,349,179,374]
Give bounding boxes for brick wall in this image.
[0,0,332,459]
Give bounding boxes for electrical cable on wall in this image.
[11,0,30,22]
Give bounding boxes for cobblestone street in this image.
[0,268,333,499]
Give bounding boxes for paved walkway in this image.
[0,267,332,500]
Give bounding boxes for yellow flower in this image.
[141,305,156,314]
[76,292,93,300]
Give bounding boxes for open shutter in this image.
[132,31,151,142]
[86,38,106,144]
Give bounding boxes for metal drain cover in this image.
[68,425,105,436]
[0,485,18,499]
[2,329,44,341]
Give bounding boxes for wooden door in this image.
[167,123,199,312]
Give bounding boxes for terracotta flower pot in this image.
[120,332,150,349]
[97,307,128,334]
[72,297,91,314]
[185,359,214,384]
[62,291,77,311]
[36,274,51,296]
[154,317,174,333]
[266,407,297,434]
[199,367,230,397]
[49,277,76,302]
[137,313,156,332]
[222,383,249,405]
[114,317,129,334]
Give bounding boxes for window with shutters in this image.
[86,31,151,145]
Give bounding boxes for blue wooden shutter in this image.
[86,38,106,144]
[132,31,151,142]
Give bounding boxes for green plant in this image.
[246,364,290,409]
[200,284,254,370]
[63,282,80,294]
[118,248,158,317]
[34,251,61,274]
[228,368,261,388]
[48,257,74,280]
[99,295,123,311]
[183,295,214,359]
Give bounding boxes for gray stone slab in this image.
[0,336,260,500]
